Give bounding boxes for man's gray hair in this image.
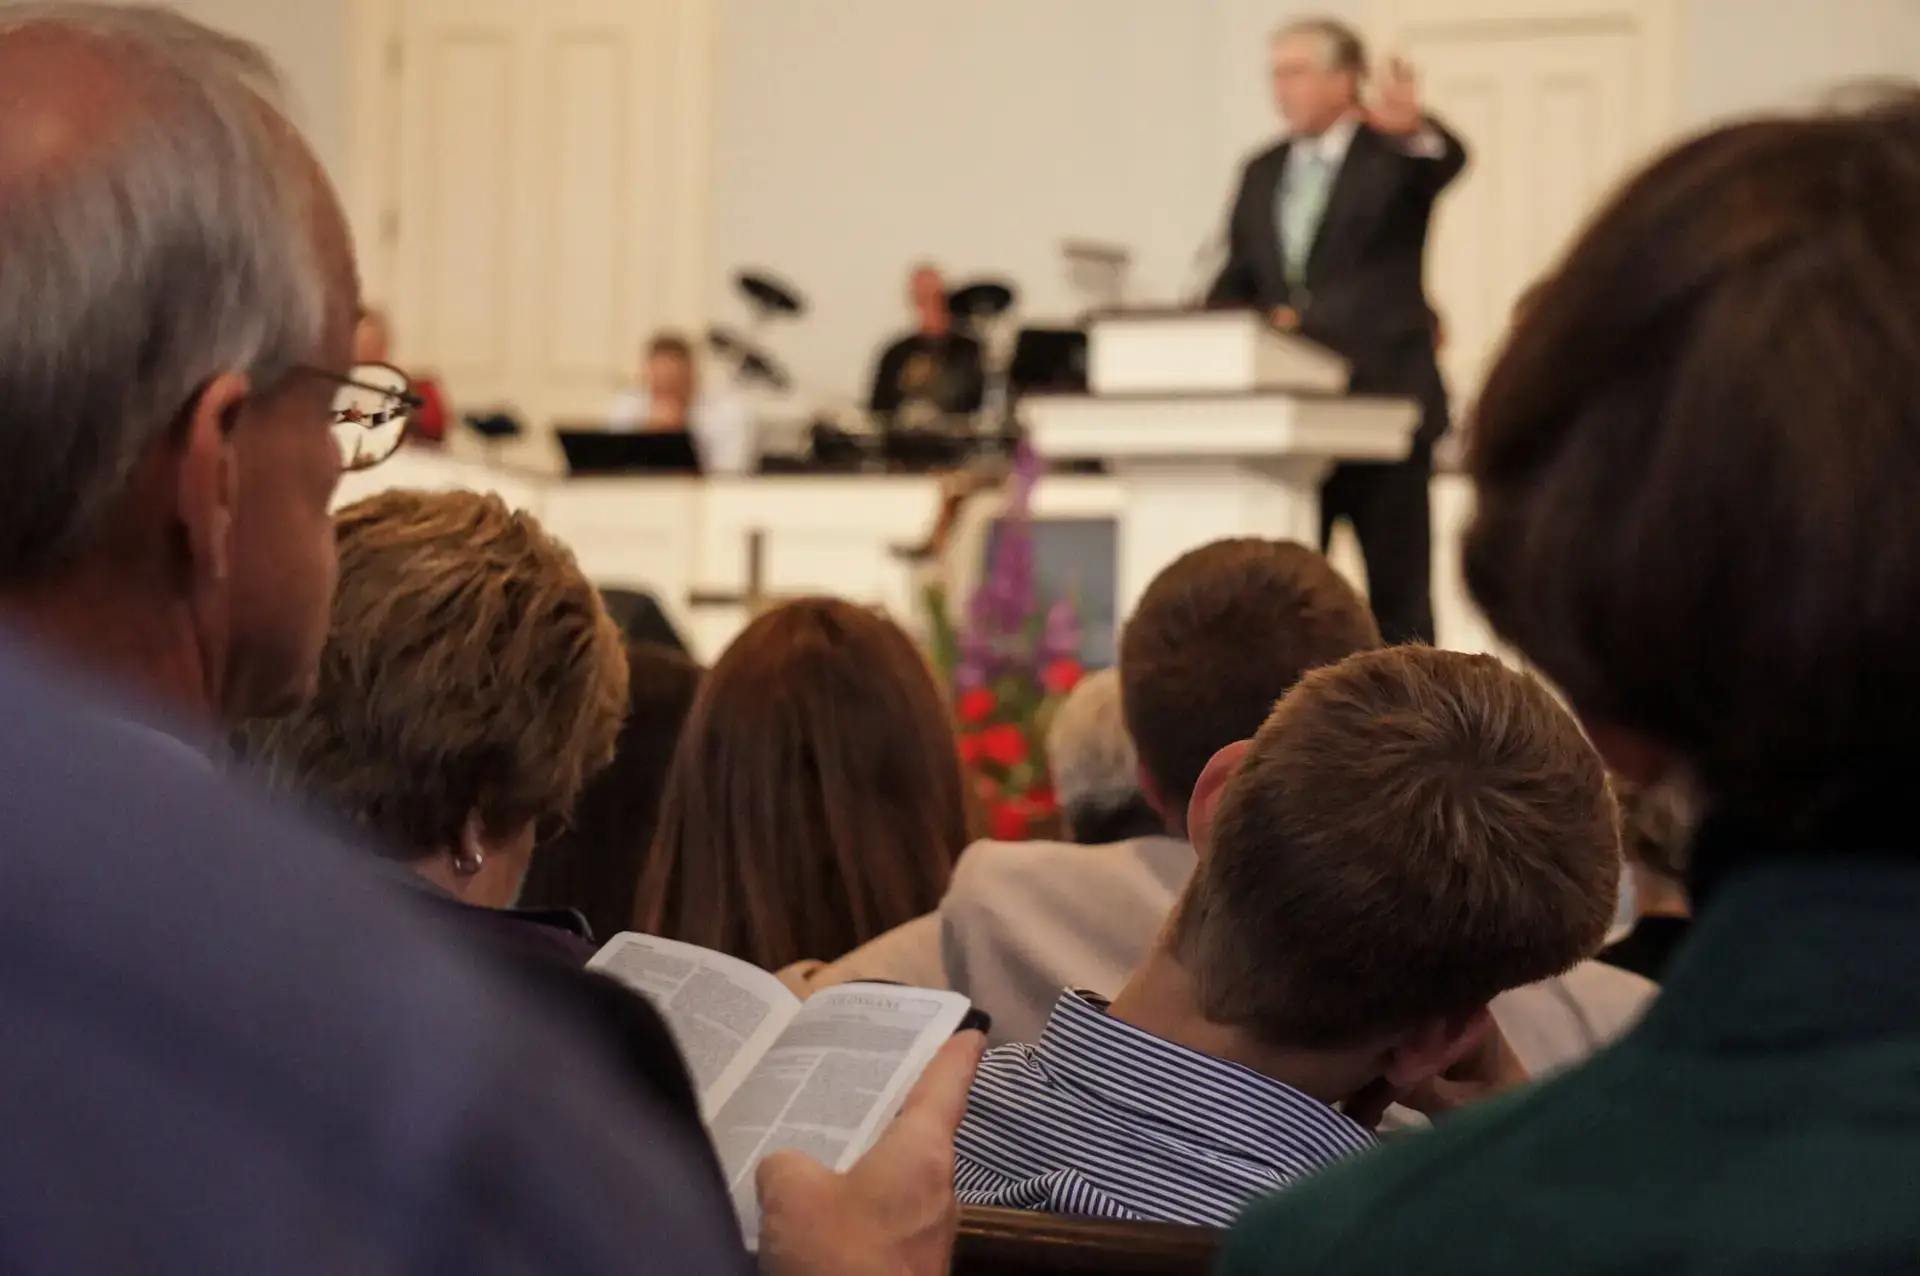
[1045,668,1142,821]
[1274,16,1369,80]
[0,3,328,574]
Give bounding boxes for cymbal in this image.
[706,325,791,392]
[948,279,1017,320]
[736,269,805,317]
[707,324,749,357]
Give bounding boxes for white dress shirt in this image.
[606,388,757,474]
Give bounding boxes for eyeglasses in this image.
[314,362,423,471]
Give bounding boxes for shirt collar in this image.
[1034,991,1375,1171]
[1293,113,1361,166]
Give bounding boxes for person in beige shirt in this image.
[791,537,1655,1075]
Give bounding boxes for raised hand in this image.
[757,1031,987,1276]
[1368,56,1424,136]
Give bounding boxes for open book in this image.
[589,932,973,1242]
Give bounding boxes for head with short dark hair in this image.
[645,330,696,403]
[1174,647,1619,1049]
[1119,539,1379,831]
[244,490,628,906]
[1270,16,1367,134]
[1464,96,1920,836]
[637,597,969,970]
[0,3,360,724]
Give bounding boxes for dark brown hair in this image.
[1464,97,1920,830]
[244,489,628,858]
[1175,647,1620,1047]
[647,331,694,362]
[1119,539,1379,824]
[635,597,968,970]
[518,642,703,942]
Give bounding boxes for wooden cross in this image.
[686,530,806,615]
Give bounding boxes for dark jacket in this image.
[399,879,726,1200]
[0,641,748,1274]
[1220,812,1920,1275]
[1208,119,1465,452]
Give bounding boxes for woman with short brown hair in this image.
[635,597,969,971]
[245,488,628,938]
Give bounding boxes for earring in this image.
[452,848,485,877]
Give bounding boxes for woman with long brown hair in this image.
[635,597,969,971]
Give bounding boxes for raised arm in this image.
[1368,57,1469,198]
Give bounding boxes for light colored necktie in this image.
[1281,147,1333,285]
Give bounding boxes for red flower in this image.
[1042,659,1084,696]
[957,733,985,767]
[957,687,997,725]
[974,773,1002,804]
[978,723,1029,769]
[1024,783,1056,813]
[987,801,1031,842]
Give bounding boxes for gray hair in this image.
[0,2,329,574]
[1273,16,1368,80]
[1045,668,1142,821]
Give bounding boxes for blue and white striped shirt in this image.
[953,991,1376,1226]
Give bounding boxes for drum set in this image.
[705,268,1033,474]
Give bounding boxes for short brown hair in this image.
[244,489,628,858]
[1120,539,1379,822]
[1174,647,1620,1048]
[1464,97,1920,831]
[635,597,968,970]
[647,331,694,362]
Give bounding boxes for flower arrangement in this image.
[923,442,1084,842]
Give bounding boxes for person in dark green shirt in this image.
[1222,92,1920,1276]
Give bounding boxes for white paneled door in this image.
[375,0,712,455]
[1369,0,1678,407]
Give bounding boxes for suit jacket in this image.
[1222,847,1920,1275]
[1208,119,1466,452]
[0,637,746,1274]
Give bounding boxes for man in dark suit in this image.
[1208,18,1466,645]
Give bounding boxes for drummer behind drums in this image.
[867,264,986,430]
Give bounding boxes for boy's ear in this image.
[1185,739,1252,861]
[1381,1004,1494,1092]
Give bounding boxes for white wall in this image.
[709,0,1363,407]
[174,0,351,182]
[1682,0,1920,128]
[179,0,1916,410]
[706,0,1916,406]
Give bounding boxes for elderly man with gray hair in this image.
[1045,668,1164,846]
[0,5,980,1274]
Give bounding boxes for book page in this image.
[709,983,971,1244]
[588,933,800,1113]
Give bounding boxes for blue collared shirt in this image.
[953,991,1376,1226]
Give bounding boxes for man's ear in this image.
[1581,719,1676,787]
[1185,739,1252,861]
[174,372,250,587]
[1380,1004,1493,1092]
